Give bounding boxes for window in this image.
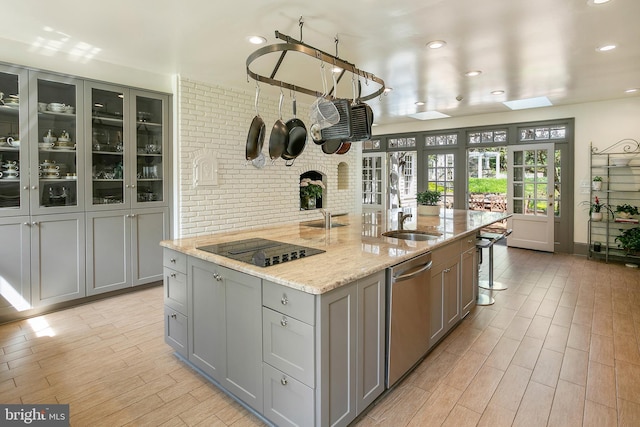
[403,155,413,195]
[519,125,566,142]
[468,130,507,144]
[427,153,455,208]
[362,139,381,151]
[388,137,416,148]
[425,134,457,146]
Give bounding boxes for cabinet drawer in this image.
[164,305,187,357]
[164,267,187,314]
[263,307,315,387]
[263,363,314,427]
[263,280,315,325]
[460,234,478,252]
[163,249,186,274]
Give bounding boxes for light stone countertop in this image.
[160,209,510,295]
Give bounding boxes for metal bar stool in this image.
[475,229,512,306]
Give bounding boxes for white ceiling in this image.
[1,0,638,125]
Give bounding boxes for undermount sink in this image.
[303,222,347,228]
[382,230,442,241]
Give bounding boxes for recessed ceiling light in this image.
[426,40,446,49]
[464,70,482,77]
[247,35,267,45]
[332,66,343,73]
[408,111,451,121]
[596,44,616,52]
[415,101,425,106]
[588,0,611,5]
[491,90,505,95]
[384,87,393,93]
[503,96,552,110]
[625,88,639,93]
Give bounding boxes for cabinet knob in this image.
[170,313,177,319]
[130,214,136,218]
[213,273,222,281]
[23,222,30,226]
[281,376,288,386]
[23,186,29,190]
[444,267,451,273]
[170,258,176,263]
[280,316,288,327]
[281,294,288,305]
[170,273,177,278]
[32,221,39,226]
[31,185,37,190]
[126,184,130,188]
[131,184,135,188]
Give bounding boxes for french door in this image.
[507,143,555,252]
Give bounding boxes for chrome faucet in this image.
[320,209,331,229]
[398,211,412,230]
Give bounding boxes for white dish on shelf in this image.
[611,158,631,167]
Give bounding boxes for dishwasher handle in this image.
[393,261,433,282]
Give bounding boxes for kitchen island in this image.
[160,209,509,427]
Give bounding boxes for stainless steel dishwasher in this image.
[386,252,433,388]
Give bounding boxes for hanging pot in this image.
[321,139,343,155]
[283,95,307,160]
[245,86,265,161]
[336,141,351,154]
[269,92,288,160]
[311,123,325,145]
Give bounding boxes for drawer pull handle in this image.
[213,273,222,281]
[280,316,288,327]
[170,273,177,278]
[281,376,288,386]
[170,258,176,263]
[170,313,177,319]
[281,294,288,305]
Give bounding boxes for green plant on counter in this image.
[592,176,603,182]
[615,227,640,254]
[615,204,639,216]
[417,189,441,206]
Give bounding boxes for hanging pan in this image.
[321,138,344,155]
[245,85,265,161]
[269,91,288,161]
[283,93,307,163]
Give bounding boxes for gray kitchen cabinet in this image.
[163,248,188,358]
[167,254,386,427]
[30,213,85,306]
[0,216,31,317]
[188,257,263,413]
[316,270,385,427]
[0,63,172,320]
[429,242,461,349]
[355,271,385,413]
[460,238,478,317]
[86,207,168,295]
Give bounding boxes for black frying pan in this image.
[245,87,265,161]
[284,97,307,160]
[269,93,288,160]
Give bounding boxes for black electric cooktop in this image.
[197,238,325,267]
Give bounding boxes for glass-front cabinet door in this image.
[0,66,28,217]
[86,83,128,209]
[29,72,84,214]
[131,90,167,207]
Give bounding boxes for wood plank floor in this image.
[1,245,640,426]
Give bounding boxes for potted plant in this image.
[417,189,442,216]
[300,178,324,210]
[615,227,640,255]
[580,196,612,221]
[592,176,603,191]
[614,203,639,219]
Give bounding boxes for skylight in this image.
[503,97,553,110]
[408,111,451,120]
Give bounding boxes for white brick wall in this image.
[177,77,359,238]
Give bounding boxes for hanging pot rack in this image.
[246,23,386,102]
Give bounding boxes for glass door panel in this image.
[362,154,383,207]
[427,152,456,209]
[89,86,126,208]
[134,95,164,205]
[0,68,27,215]
[33,74,82,212]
